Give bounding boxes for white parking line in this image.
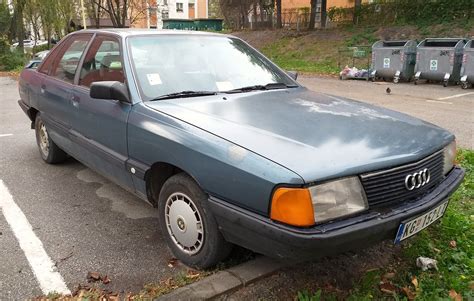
[426,100,453,105]
[0,180,70,295]
[0,134,13,137]
[437,92,474,100]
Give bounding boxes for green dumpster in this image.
[193,19,223,31]
[162,19,196,30]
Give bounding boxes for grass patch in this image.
[298,149,474,300]
[260,37,342,75]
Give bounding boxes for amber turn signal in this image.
[270,187,315,227]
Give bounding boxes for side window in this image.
[50,36,90,84]
[79,36,124,88]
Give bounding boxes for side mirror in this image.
[90,81,130,103]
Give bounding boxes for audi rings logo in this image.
[404,168,431,191]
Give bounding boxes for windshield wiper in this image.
[151,90,219,101]
[224,83,298,94]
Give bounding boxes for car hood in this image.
[146,88,453,183]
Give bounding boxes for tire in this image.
[393,77,399,84]
[34,113,68,164]
[461,82,468,89]
[414,79,418,85]
[443,81,448,87]
[158,173,232,269]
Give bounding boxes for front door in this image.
[70,34,133,189]
[39,34,92,150]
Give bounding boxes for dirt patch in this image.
[218,241,403,300]
[0,71,20,80]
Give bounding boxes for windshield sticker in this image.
[216,81,234,91]
[147,73,162,85]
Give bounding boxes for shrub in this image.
[0,36,26,71]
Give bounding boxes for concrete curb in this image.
[158,256,287,300]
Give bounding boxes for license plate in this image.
[394,201,449,243]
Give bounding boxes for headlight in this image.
[443,140,456,175]
[309,177,368,223]
[270,177,368,226]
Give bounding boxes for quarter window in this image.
[50,37,90,84]
[79,36,124,88]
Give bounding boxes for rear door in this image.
[70,34,133,189]
[39,34,92,150]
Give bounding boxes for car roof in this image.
[74,28,231,38]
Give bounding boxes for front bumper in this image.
[209,167,465,259]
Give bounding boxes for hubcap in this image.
[38,123,49,157]
[165,192,204,255]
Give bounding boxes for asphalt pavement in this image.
[0,75,472,299]
[0,77,186,299]
[299,76,474,149]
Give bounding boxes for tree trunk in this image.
[308,0,317,29]
[320,0,327,28]
[10,0,26,50]
[275,0,282,28]
[353,0,362,25]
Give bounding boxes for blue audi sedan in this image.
[18,29,464,269]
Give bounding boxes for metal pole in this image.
[80,0,87,29]
[146,2,151,28]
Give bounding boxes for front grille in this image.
[360,150,444,206]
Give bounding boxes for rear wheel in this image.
[34,113,67,164]
[461,82,469,89]
[158,173,232,269]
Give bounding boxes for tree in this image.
[9,0,27,49]
[0,1,11,35]
[308,0,316,29]
[275,0,281,28]
[92,0,129,28]
[353,0,361,24]
[85,0,104,28]
[320,0,327,28]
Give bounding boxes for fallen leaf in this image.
[383,272,396,280]
[379,281,397,294]
[449,240,457,248]
[164,277,173,287]
[401,287,416,301]
[87,271,101,282]
[102,275,111,284]
[449,289,462,301]
[186,270,201,279]
[411,276,419,290]
[168,258,178,268]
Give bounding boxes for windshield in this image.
[128,35,296,100]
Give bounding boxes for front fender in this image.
[127,103,304,215]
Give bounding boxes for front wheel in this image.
[158,173,232,269]
[34,113,68,164]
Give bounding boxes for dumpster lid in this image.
[420,38,467,48]
[382,40,408,47]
